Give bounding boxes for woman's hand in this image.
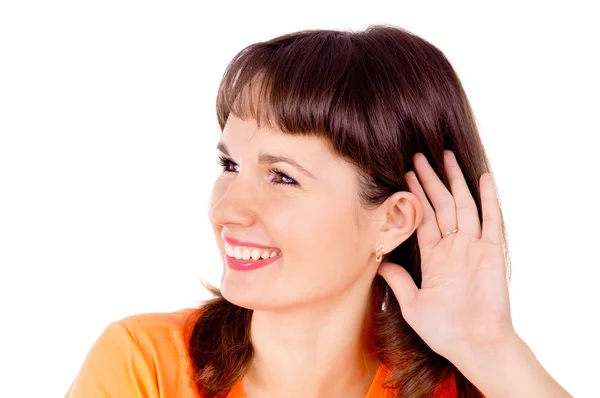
[377,150,514,363]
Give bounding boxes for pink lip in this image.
[225,253,282,271]
[221,234,280,250]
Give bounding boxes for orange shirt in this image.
[65,308,456,397]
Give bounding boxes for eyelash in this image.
[216,155,299,186]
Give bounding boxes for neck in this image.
[244,284,381,398]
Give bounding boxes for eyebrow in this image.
[217,142,316,179]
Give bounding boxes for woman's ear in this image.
[378,191,423,252]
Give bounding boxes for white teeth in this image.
[241,249,251,260]
[224,242,280,261]
[233,246,242,259]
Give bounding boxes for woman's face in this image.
[209,115,382,310]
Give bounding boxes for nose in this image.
[209,174,258,229]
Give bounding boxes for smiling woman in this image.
[65,25,571,398]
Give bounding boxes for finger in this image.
[377,261,418,315]
[413,153,457,236]
[406,171,440,251]
[480,173,502,244]
[444,150,481,238]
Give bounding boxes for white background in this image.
[1,1,598,397]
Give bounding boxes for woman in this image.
[65,25,571,397]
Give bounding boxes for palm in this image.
[378,151,513,362]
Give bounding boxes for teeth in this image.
[224,242,280,261]
[233,246,242,259]
[241,249,251,260]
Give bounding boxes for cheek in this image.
[279,201,368,298]
[276,196,360,262]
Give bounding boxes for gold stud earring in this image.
[375,244,385,263]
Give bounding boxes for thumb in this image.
[377,261,418,311]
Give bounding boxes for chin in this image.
[220,276,331,313]
[219,271,279,310]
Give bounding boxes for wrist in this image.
[443,327,522,371]
[456,330,524,369]
[450,333,571,397]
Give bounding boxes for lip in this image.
[221,234,280,250]
[225,253,282,271]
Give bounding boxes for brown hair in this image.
[187,25,509,397]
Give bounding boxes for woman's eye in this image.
[217,156,299,187]
[269,169,299,186]
[217,156,239,173]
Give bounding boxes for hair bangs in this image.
[216,31,358,139]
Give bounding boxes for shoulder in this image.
[115,307,200,351]
[114,307,201,372]
[116,307,199,340]
[65,307,202,398]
